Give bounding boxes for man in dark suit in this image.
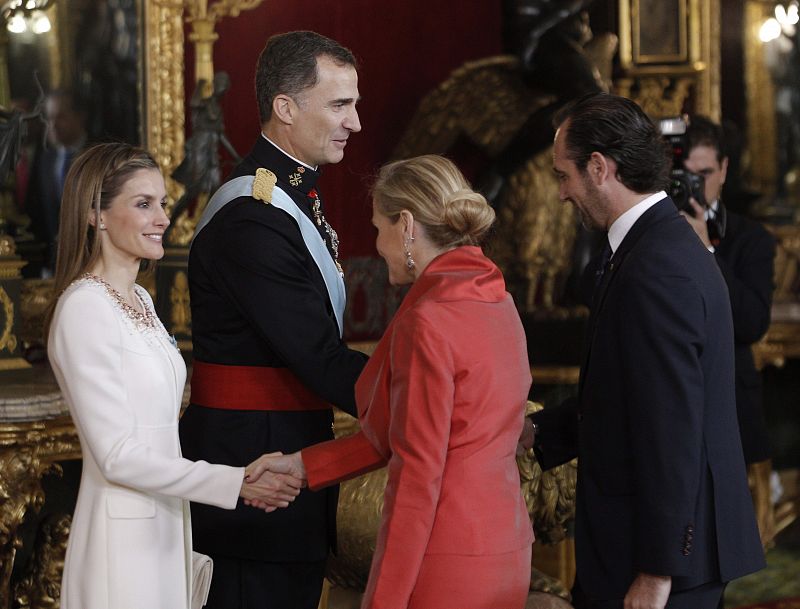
[179,31,368,609]
[25,89,87,277]
[681,116,776,468]
[522,93,765,609]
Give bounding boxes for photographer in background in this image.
[681,115,777,545]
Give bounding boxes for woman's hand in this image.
[239,452,305,511]
[242,452,307,511]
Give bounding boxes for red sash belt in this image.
[190,360,332,411]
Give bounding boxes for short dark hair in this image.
[255,31,357,124]
[553,92,671,193]
[685,115,726,163]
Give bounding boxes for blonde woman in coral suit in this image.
[248,155,534,609]
[46,143,302,609]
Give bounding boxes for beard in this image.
[574,173,608,231]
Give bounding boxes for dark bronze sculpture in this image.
[393,0,617,312]
[166,72,240,244]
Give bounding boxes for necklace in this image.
[81,273,157,330]
[308,188,344,276]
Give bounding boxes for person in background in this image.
[27,89,88,277]
[681,115,777,544]
[248,154,534,609]
[45,142,303,609]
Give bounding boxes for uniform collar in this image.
[252,135,321,195]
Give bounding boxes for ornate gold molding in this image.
[147,0,264,222]
[0,287,17,355]
[13,513,70,609]
[617,0,720,119]
[184,0,265,91]
[744,1,778,196]
[0,261,25,281]
[0,416,79,609]
[144,1,187,205]
[614,75,694,118]
[170,271,191,335]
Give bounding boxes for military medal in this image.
[308,188,343,276]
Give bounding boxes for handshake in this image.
[238,451,307,512]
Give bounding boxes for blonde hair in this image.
[44,142,160,339]
[371,155,495,248]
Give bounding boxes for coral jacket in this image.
[303,246,533,608]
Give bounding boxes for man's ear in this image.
[719,156,729,188]
[588,151,610,184]
[272,94,296,125]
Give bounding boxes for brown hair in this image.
[372,155,495,249]
[44,142,160,338]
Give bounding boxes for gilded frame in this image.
[617,0,719,121]
[28,1,185,194]
[631,0,689,65]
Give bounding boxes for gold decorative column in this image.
[153,0,264,351]
[0,235,30,371]
[744,1,779,198]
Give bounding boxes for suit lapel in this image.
[578,199,678,400]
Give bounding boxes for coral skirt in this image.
[407,545,532,609]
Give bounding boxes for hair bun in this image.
[442,189,495,245]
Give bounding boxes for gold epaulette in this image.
[253,168,277,204]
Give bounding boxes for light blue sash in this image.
[192,176,346,336]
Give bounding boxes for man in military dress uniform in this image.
[179,31,367,609]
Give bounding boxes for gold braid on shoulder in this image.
[253,168,277,203]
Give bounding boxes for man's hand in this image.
[246,451,307,482]
[624,573,671,609]
[239,452,305,512]
[679,197,711,248]
[242,452,307,510]
[517,416,536,457]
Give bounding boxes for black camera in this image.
[657,117,707,214]
[668,168,706,213]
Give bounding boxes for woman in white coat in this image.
[45,143,303,609]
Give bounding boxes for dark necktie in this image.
[593,240,613,291]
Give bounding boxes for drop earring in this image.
[99,223,106,230]
[404,235,416,271]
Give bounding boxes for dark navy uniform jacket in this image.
[180,136,367,562]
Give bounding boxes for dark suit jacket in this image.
[533,198,765,603]
[26,145,79,268]
[179,136,368,563]
[714,208,775,463]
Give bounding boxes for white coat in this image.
[49,277,244,609]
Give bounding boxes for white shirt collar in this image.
[261,133,317,171]
[607,191,667,254]
[704,198,719,221]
